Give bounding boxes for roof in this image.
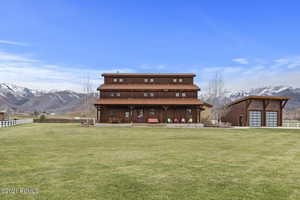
[227,96,290,107]
[101,73,196,77]
[95,98,211,106]
[98,84,200,91]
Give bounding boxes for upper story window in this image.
[150,78,154,83]
[144,79,148,83]
[110,92,120,97]
[150,93,154,97]
[175,92,180,97]
[182,92,186,97]
[113,78,124,83]
[144,93,148,97]
[179,78,183,83]
[173,78,177,83]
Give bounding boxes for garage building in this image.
[222,96,289,127]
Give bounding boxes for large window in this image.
[149,108,155,116]
[249,111,261,127]
[186,109,192,116]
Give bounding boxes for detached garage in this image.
[222,96,290,127]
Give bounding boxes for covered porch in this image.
[94,98,210,123]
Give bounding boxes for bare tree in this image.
[82,75,93,118]
[206,72,228,122]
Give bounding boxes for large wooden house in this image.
[94,73,212,123]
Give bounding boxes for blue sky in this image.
[1,0,300,92]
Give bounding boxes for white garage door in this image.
[266,112,278,127]
[249,111,261,127]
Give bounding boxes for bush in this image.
[39,114,46,121]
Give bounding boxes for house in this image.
[221,96,290,127]
[94,73,212,123]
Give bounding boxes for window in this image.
[182,93,186,97]
[173,78,177,83]
[150,78,154,83]
[144,93,148,97]
[149,108,155,116]
[176,93,180,97]
[179,78,183,82]
[144,79,148,83]
[150,93,154,97]
[137,109,143,119]
[125,111,130,118]
[113,78,118,82]
[119,78,124,82]
[186,109,192,116]
[110,93,114,97]
[116,93,120,97]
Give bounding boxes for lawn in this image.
[0,124,300,200]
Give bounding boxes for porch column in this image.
[163,106,168,123]
[96,106,103,122]
[130,106,134,123]
[196,106,200,123]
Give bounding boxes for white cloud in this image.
[0,50,135,92]
[0,40,29,46]
[232,58,249,65]
[0,51,38,62]
[198,56,300,92]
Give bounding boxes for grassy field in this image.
[0,124,300,200]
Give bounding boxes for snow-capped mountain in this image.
[201,85,300,110]
[0,83,87,113]
[228,86,300,109]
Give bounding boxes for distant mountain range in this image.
[0,83,87,113]
[227,86,300,109]
[0,83,299,114]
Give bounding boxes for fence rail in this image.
[0,119,33,128]
[283,120,300,128]
[0,120,17,128]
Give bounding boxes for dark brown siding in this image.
[100,91,197,98]
[105,77,194,84]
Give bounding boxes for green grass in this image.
[1,124,300,200]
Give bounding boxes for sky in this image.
[1,0,300,92]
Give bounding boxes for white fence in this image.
[0,119,33,128]
[283,120,300,128]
